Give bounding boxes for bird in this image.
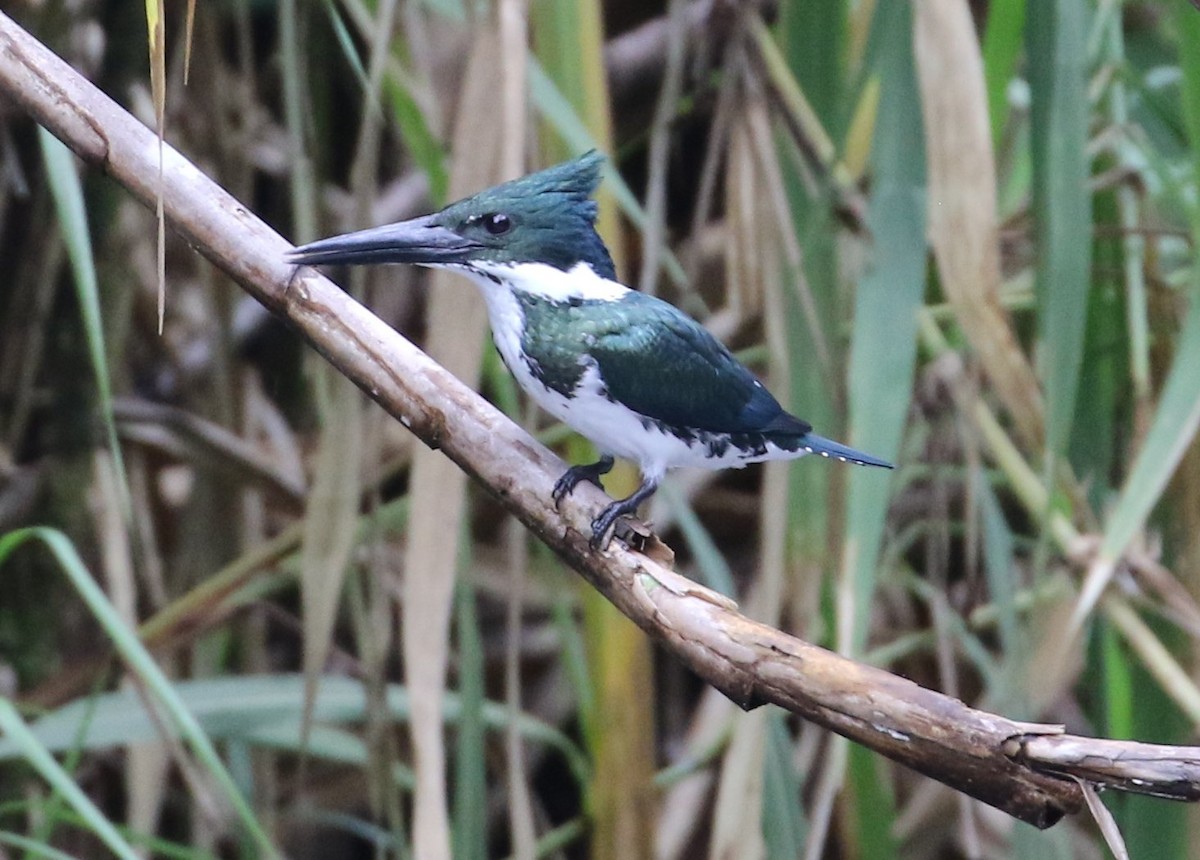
[288,151,893,549]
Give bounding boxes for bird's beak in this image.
[286,214,481,267]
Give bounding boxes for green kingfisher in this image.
[288,151,893,549]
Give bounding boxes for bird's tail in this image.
[800,434,893,469]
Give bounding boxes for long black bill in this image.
[286,214,481,267]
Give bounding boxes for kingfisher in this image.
[288,151,893,549]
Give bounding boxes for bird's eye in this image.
[484,213,512,235]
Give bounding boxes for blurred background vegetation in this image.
[2,0,1200,857]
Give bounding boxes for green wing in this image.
[587,293,792,433]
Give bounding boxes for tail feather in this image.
[800,434,893,469]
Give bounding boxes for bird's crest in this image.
[433,151,616,279]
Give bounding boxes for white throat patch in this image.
[466,261,628,302]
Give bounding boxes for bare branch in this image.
[1010,735,1200,802]
[5,8,1200,831]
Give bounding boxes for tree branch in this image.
[7,9,1200,830]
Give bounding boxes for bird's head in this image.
[288,151,616,281]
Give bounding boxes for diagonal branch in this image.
[7,9,1200,831]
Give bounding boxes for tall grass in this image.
[2,1,1200,858]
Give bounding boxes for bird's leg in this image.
[552,455,615,507]
[589,477,660,550]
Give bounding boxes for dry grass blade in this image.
[144,0,166,332]
[1076,779,1130,860]
[114,397,307,506]
[656,686,735,860]
[498,3,533,855]
[724,121,763,320]
[503,524,537,860]
[90,450,170,842]
[708,565,786,860]
[709,101,785,860]
[534,2,658,855]
[404,28,508,860]
[744,13,867,231]
[709,710,768,860]
[803,736,846,860]
[637,0,687,296]
[183,0,195,84]
[913,0,1044,452]
[298,369,362,726]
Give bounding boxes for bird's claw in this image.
[588,515,616,551]
[552,458,614,509]
[554,458,647,550]
[588,499,635,551]
[551,470,586,508]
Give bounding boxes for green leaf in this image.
[774,4,846,569]
[761,712,807,859]
[982,0,1027,144]
[843,0,925,651]
[0,700,140,860]
[0,529,279,858]
[453,577,487,860]
[845,744,897,859]
[980,474,1021,662]
[1098,298,1200,562]
[385,78,449,206]
[1026,0,1093,461]
[0,671,588,784]
[0,830,87,860]
[778,0,847,138]
[1101,623,1133,740]
[1073,1,1200,614]
[1175,0,1200,184]
[37,129,130,520]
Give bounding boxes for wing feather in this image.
[587,293,805,435]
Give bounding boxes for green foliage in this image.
[1027,0,1093,463]
[843,0,925,651]
[5,1,1200,857]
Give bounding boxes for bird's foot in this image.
[586,477,661,551]
[589,498,639,551]
[552,456,615,508]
